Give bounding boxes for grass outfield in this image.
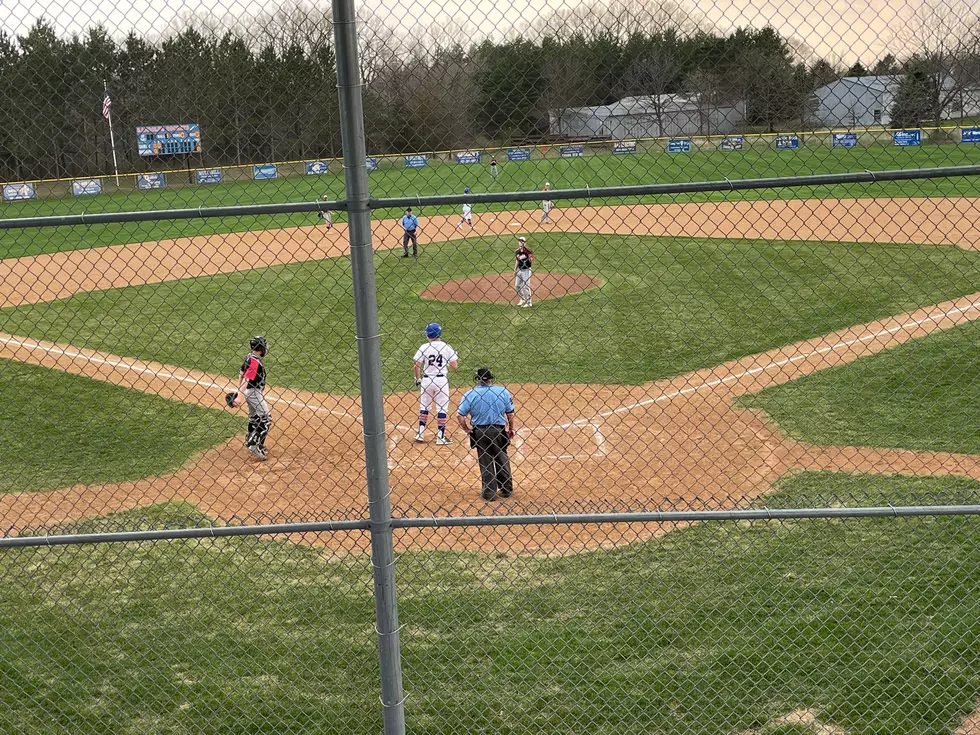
[3,234,980,394]
[738,320,980,456]
[2,472,978,734]
[0,359,240,495]
[2,144,980,259]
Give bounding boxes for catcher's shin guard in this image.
[255,415,272,446]
[245,418,259,447]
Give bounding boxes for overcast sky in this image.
[0,0,964,64]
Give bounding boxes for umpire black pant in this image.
[471,424,513,499]
[402,230,417,256]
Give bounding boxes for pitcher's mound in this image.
[420,272,603,304]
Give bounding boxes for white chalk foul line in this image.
[5,295,980,455]
[537,298,980,431]
[0,334,355,420]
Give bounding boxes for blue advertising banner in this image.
[559,144,585,157]
[365,157,379,171]
[721,136,743,151]
[405,155,428,168]
[832,133,858,148]
[305,160,330,175]
[893,130,921,146]
[455,151,481,164]
[253,164,278,180]
[137,173,165,190]
[3,183,36,200]
[961,128,980,143]
[612,140,637,155]
[667,139,692,153]
[507,148,531,161]
[196,169,223,185]
[775,135,799,150]
[71,178,102,196]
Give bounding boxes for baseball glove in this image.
[225,391,238,408]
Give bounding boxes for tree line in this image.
[0,0,975,182]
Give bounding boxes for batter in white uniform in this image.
[413,322,459,445]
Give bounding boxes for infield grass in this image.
[738,319,980,456]
[3,234,980,394]
[1,472,978,734]
[2,144,980,259]
[0,359,241,495]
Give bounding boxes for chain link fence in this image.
[3,0,980,730]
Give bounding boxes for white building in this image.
[549,94,745,139]
[811,75,980,128]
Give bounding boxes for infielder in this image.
[515,236,534,307]
[413,323,459,445]
[230,336,272,461]
[320,194,332,230]
[540,182,552,223]
[456,187,473,229]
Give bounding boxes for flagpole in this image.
[104,79,120,188]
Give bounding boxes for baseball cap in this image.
[518,236,526,242]
[464,187,470,194]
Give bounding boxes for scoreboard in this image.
[137,124,201,157]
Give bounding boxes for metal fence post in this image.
[331,1,406,733]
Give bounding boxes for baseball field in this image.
[2,147,980,731]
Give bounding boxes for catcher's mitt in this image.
[225,391,238,408]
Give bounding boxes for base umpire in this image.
[456,367,516,501]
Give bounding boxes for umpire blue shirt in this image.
[458,385,514,426]
[401,213,419,231]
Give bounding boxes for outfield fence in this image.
[3,0,980,732]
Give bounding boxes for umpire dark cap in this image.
[475,367,494,383]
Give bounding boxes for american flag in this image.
[102,89,112,120]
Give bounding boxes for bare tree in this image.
[530,0,703,44]
[619,49,682,136]
[684,68,721,134]
[893,0,980,124]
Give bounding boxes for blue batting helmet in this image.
[464,187,470,194]
[425,323,442,339]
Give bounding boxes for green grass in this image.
[2,144,980,259]
[738,320,980,456]
[3,234,980,394]
[0,359,241,495]
[2,471,979,733]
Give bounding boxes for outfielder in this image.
[540,182,552,223]
[229,335,272,461]
[457,187,473,229]
[413,323,459,445]
[515,236,534,307]
[489,155,498,180]
[320,194,332,230]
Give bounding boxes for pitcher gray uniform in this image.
[515,237,534,307]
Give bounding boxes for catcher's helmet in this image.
[425,323,442,339]
[475,366,494,383]
[250,335,268,354]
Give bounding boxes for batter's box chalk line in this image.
[516,421,607,462]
